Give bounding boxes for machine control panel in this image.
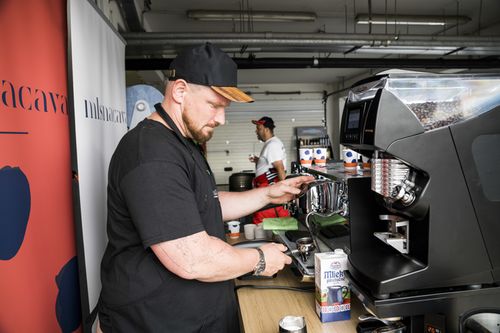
[340,90,380,147]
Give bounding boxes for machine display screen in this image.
[347,108,361,130]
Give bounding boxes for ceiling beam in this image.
[122,32,500,59]
[125,57,500,71]
[123,32,500,48]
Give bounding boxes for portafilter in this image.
[285,237,316,262]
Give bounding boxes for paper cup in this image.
[313,147,327,166]
[343,149,358,169]
[361,154,371,169]
[244,224,256,240]
[227,221,241,239]
[299,148,313,167]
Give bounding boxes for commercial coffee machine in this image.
[340,73,500,332]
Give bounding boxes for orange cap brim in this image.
[211,86,254,103]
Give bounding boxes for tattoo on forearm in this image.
[164,235,229,277]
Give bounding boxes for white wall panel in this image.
[68,0,127,324]
[207,98,325,184]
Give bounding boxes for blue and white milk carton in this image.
[314,249,350,322]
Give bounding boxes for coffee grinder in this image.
[340,73,500,332]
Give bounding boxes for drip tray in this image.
[285,230,311,242]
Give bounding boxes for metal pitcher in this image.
[296,179,348,217]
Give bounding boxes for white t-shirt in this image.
[255,136,287,177]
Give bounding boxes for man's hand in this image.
[258,243,292,276]
[217,175,314,222]
[248,154,259,163]
[266,175,314,205]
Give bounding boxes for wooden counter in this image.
[236,267,361,333]
[229,234,361,333]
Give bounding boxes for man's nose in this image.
[214,108,225,126]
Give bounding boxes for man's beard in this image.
[182,110,216,144]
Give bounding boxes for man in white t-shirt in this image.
[249,117,290,224]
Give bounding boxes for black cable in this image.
[235,284,314,293]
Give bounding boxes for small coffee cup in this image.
[279,316,307,333]
[254,224,266,239]
[243,224,256,240]
[227,221,241,239]
[342,149,358,170]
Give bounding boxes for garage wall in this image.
[206,84,330,185]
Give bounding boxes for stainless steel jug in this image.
[296,179,348,216]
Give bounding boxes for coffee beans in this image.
[408,101,463,130]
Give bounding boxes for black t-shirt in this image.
[99,117,239,333]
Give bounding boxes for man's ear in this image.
[171,80,188,104]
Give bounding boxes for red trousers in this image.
[252,170,290,224]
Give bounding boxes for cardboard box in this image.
[314,250,351,322]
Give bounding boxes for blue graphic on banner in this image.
[126,84,163,129]
[55,256,82,333]
[0,166,31,260]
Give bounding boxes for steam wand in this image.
[304,209,344,254]
[304,212,321,254]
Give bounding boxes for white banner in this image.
[68,0,127,326]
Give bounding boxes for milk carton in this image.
[314,249,350,322]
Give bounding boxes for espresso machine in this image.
[340,73,500,332]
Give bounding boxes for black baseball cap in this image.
[252,116,275,129]
[167,43,253,103]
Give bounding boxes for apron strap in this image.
[154,103,194,155]
[153,103,215,178]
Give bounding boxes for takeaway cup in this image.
[313,147,327,166]
[361,154,371,169]
[299,148,313,167]
[227,221,241,239]
[342,149,358,170]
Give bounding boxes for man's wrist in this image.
[253,248,266,276]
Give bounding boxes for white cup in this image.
[266,230,273,239]
[299,148,313,167]
[360,154,371,169]
[342,149,358,169]
[254,224,266,239]
[227,221,241,239]
[244,224,256,240]
[313,147,327,166]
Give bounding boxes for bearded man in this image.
[97,43,312,333]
